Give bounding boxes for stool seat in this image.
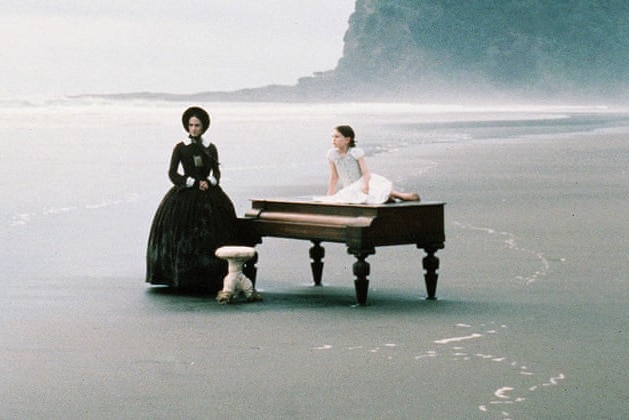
[215,246,256,260]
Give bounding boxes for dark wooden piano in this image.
[237,197,445,305]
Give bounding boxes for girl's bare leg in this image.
[390,190,420,201]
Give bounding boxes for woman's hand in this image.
[199,180,209,191]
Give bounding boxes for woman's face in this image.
[188,116,204,137]
[332,129,350,150]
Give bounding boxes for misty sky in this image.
[1,0,355,97]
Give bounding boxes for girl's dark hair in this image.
[335,125,356,147]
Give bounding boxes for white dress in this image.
[315,147,392,204]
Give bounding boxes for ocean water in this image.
[2,97,627,221]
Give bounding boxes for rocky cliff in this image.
[296,0,629,101]
[94,1,629,103]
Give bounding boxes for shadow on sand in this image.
[143,282,509,318]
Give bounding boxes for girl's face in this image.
[332,129,350,151]
[188,116,204,137]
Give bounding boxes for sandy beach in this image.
[1,106,628,418]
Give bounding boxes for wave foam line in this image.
[8,193,143,227]
[494,386,514,399]
[434,333,483,344]
[453,220,551,284]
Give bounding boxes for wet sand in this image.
[1,129,628,418]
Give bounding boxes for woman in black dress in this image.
[146,106,237,293]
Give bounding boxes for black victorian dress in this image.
[146,138,237,293]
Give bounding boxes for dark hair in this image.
[182,106,211,134]
[335,125,356,147]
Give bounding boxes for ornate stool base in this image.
[215,246,262,304]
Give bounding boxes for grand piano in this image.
[237,197,445,305]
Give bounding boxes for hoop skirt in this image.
[146,185,237,292]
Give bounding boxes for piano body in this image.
[238,197,445,305]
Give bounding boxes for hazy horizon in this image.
[1,0,355,98]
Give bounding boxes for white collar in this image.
[183,136,207,146]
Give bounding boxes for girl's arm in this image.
[326,161,339,195]
[357,156,371,194]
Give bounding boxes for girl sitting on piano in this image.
[319,125,420,204]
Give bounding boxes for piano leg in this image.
[349,249,375,305]
[422,245,441,300]
[242,252,258,286]
[309,241,325,286]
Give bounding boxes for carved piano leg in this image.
[309,241,325,286]
[349,249,375,305]
[422,245,441,300]
[242,252,258,286]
